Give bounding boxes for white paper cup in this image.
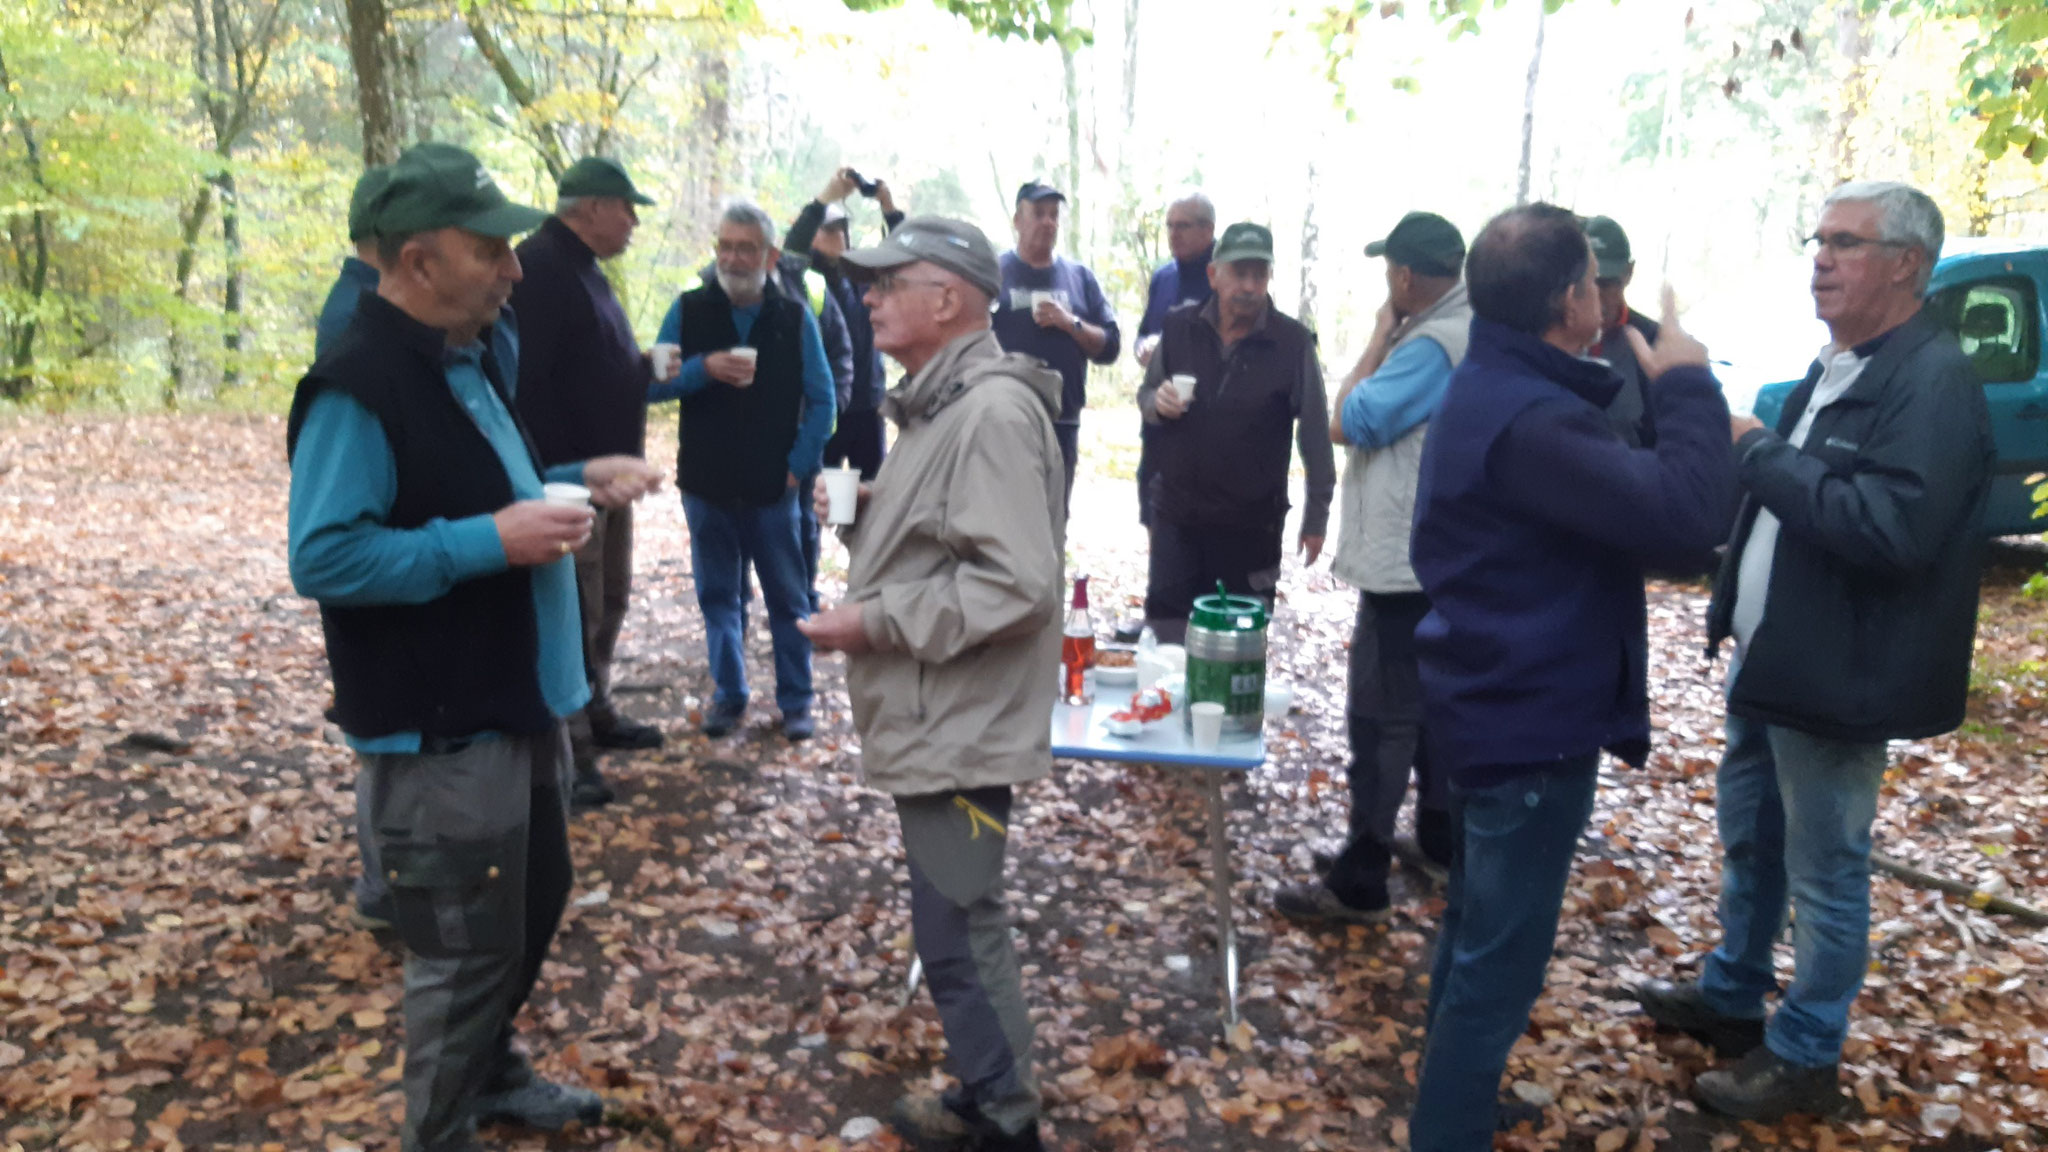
[729,346,758,364]
[823,466,861,526]
[1169,374,1197,405]
[1263,681,1295,720]
[650,343,681,381]
[1031,290,1055,311]
[1190,702,1225,751]
[542,482,591,509]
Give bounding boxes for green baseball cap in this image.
[370,142,549,239]
[1213,222,1275,265]
[841,215,1002,299]
[1584,215,1633,279]
[346,165,391,242]
[1365,211,1466,277]
[557,156,655,205]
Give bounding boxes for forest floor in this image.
[1,412,2044,1152]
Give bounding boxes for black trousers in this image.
[1325,590,1453,908]
[1142,517,1282,645]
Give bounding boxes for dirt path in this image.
[0,413,2042,1151]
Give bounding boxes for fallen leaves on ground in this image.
[0,412,2043,1151]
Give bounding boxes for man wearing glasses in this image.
[1634,182,1993,1122]
[1132,190,1217,525]
[652,200,835,741]
[799,218,1063,1152]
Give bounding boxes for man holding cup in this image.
[652,200,835,741]
[1135,222,1336,644]
[287,142,661,1152]
[511,156,670,810]
[798,216,1064,1152]
[990,181,1121,510]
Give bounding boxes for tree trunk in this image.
[218,169,242,389]
[0,46,51,400]
[461,2,568,178]
[1298,157,1319,333]
[1829,1,1871,187]
[345,0,403,163]
[1516,5,1547,205]
[1061,36,1082,258]
[1121,0,1139,141]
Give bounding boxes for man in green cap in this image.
[1136,221,1335,643]
[1584,214,1661,447]
[287,141,660,1152]
[511,157,668,812]
[1277,210,1471,926]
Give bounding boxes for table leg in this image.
[1206,772,1239,1027]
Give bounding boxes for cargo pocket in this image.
[379,829,525,960]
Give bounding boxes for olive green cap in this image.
[1365,211,1466,277]
[346,165,391,242]
[1584,215,1633,279]
[557,156,655,205]
[1213,222,1275,265]
[370,142,548,239]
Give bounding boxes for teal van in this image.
[1752,239,2046,536]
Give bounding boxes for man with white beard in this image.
[652,200,835,740]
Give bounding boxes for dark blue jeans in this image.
[1697,707,1886,1067]
[681,489,814,719]
[1412,755,1600,1152]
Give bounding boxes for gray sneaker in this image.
[1273,882,1392,925]
[474,1076,603,1132]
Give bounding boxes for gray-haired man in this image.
[1634,181,1993,1121]
[800,217,1060,1152]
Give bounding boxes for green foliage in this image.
[1924,0,2048,163]
[840,0,1092,49]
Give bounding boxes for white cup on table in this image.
[1189,702,1225,752]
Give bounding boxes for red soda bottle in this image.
[1061,575,1095,705]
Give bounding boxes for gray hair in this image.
[555,194,589,217]
[719,198,779,249]
[1824,181,1944,292]
[1168,189,1215,227]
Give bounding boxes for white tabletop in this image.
[1049,692,1265,773]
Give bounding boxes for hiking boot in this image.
[350,906,394,932]
[1307,837,1348,873]
[890,1092,973,1149]
[700,700,746,738]
[782,712,815,742]
[1392,832,1451,888]
[1273,882,1391,926]
[1633,978,1766,1057]
[474,1075,603,1132]
[1692,1046,1844,1121]
[594,720,663,751]
[570,764,616,812]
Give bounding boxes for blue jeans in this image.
[1698,707,1886,1068]
[681,490,814,718]
[1412,756,1599,1152]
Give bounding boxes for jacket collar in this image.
[1199,295,1277,345]
[884,329,1005,428]
[1176,245,1214,279]
[1835,306,1940,406]
[1390,281,1469,344]
[1468,315,1623,409]
[539,214,596,266]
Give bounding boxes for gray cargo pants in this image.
[897,785,1040,1136]
[358,726,575,1152]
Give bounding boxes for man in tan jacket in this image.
[799,217,1063,1152]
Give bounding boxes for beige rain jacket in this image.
[844,329,1068,796]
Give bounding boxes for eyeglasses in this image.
[869,271,953,297]
[1803,232,1911,255]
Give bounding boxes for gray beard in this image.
[717,269,767,303]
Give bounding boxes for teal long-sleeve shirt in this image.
[650,297,836,478]
[1341,338,1454,449]
[287,341,590,752]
